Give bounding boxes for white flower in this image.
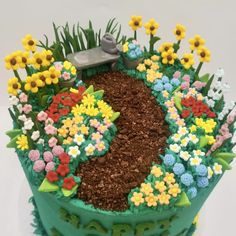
[190,157,202,166]
[214,81,222,91]
[214,68,224,79]
[17,104,23,113]
[9,96,19,106]
[180,151,191,161]
[178,127,188,136]
[222,83,230,93]
[188,134,199,144]
[180,138,189,147]
[193,150,205,157]
[212,91,222,101]
[69,146,80,158]
[74,134,85,146]
[213,163,223,175]
[18,114,27,122]
[169,144,181,153]
[37,138,45,145]
[218,112,225,121]
[24,119,34,130]
[207,89,215,98]
[85,144,95,156]
[208,167,214,179]
[225,101,235,110]
[207,99,215,108]
[22,127,27,134]
[172,133,181,142]
[31,131,40,141]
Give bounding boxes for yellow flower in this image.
[79,124,89,135]
[190,125,197,132]
[62,118,74,128]
[155,181,167,193]
[16,135,29,150]
[42,50,54,67]
[144,59,153,66]
[181,53,194,69]
[129,16,142,31]
[158,42,174,53]
[58,127,68,138]
[197,46,211,63]
[45,66,61,85]
[18,51,30,68]
[140,183,153,195]
[131,192,144,206]
[63,137,73,145]
[63,61,72,70]
[150,63,159,71]
[206,135,216,145]
[30,52,46,69]
[24,74,43,93]
[71,66,77,75]
[136,63,146,72]
[37,71,48,87]
[8,77,21,96]
[122,42,129,53]
[164,172,176,185]
[158,192,171,205]
[69,125,80,136]
[73,116,84,124]
[82,94,95,107]
[145,193,158,207]
[22,34,37,52]
[5,51,21,70]
[151,166,163,177]
[71,104,86,116]
[168,184,181,197]
[161,51,177,65]
[151,55,160,61]
[174,24,186,41]
[85,106,99,116]
[144,19,159,35]
[189,35,205,51]
[99,105,113,119]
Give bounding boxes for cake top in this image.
[5,16,236,213]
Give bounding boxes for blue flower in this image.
[163,154,176,166]
[173,163,185,176]
[180,173,194,186]
[128,43,136,50]
[153,82,164,91]
[128,51,136,59]
[162,76,169,83]
[196,164,207,176]
[187,187,198,199]
[197,177,209,188]
[164,83,173,91]
[171,78,181,86]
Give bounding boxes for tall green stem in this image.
[13,70,22,83]
[174,40,181,53]
[149,34,154,54]
[195,62,203,76]
[134,31,137,40]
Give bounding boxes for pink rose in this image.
[43,151,54,162]
[44,125,57,135]
[173,71,181,79]
[182,75,190,83]
[192,81,206,90]
[227,114,236,124]
[62,72,71,81]
[45,162,55,172]
[181,82,190,90]
[48,137,58,148]
[28,150,40,161]
[22,104,32,114]
[33,160,45,172]
[54,62,63,71]
[45,118,54,126]
[52,145,64,156]
[19,93,28,103]
[37,111,48,122]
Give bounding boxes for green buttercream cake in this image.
[5,16,236,236]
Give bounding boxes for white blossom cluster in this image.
[218,101,235,121]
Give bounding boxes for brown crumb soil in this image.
[77,72,169,211]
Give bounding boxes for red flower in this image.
[193,111,203,117]
[56,164,70,177]
[207,111,216,118]
[181,109,191,118]
[61,98,74,107]
[59,108,70,116]
[59,152,70,164]
[46,171,59,183]
[63,177,76,190]
[78,86,86,94]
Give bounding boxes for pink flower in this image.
[37,111,48,122]
[95,141,106,151]
[181,82,190,90]
[48,137,58,148]
[173,71,181,79]
[45,162,55,172]
[223,133,232,140]
[220,123,229,136]
[22,104,32,114]
[44,125,57,135]
[192,81,206,90]
[54,62,63,71]
[182,75,190,83]
[91,132,103,141]
[33,160,45,172]
[90,119,100,128]
[45,118,54,125]
[62,72,71,81]
[104,118,112,128]
[19,93,28,103]
[43,151,54,162]
[227,113,236,124]
[28,150,40,161]
[52,145,64,156]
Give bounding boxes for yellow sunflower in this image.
[25,74,43,93]
[42,49,54,67]
[144,18,159,35]
[174,24,186,41]
[181,53,195,69]
[161,51,177,65]
[8,77,21,96]
[158,42,174,54]
[129,15,142,31]
[5,51,21,70]
[18,51,30,69]
[189,35,205,51]
[197,46,211,62]
[30,52,46,70]
[22,34,37,52]
[45,66,61,85]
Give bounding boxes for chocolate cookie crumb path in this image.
[77,72,169,211]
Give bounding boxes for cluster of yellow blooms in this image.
[136,56,162,83]
[72,94,114,119]
[16,135,29,150]
[130,166,181,207]
[194,118,217,134]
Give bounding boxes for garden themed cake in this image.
[5,16,236,236]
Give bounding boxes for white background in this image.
[0,0,236,235]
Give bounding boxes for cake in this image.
[5,16,236,236]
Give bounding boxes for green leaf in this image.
[199,73,210,83]
[199,136,209,148]
[61,184,78,197]
[174,95,183,112]
[202,74,214,96]
[150,36,161,46]
[175,192,191,207]
[84,85,94,94]
[40,95,50,107]
[90,90,104,99]
[110,112,120,122]
[6,135,19,148]
[215,158,232,170]
[214,95,224,111]
[38,178,59,192]
[6,129,22,139]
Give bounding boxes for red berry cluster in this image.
[181,96,216,118]
[46,86,86,122]
[46,152,76,190]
